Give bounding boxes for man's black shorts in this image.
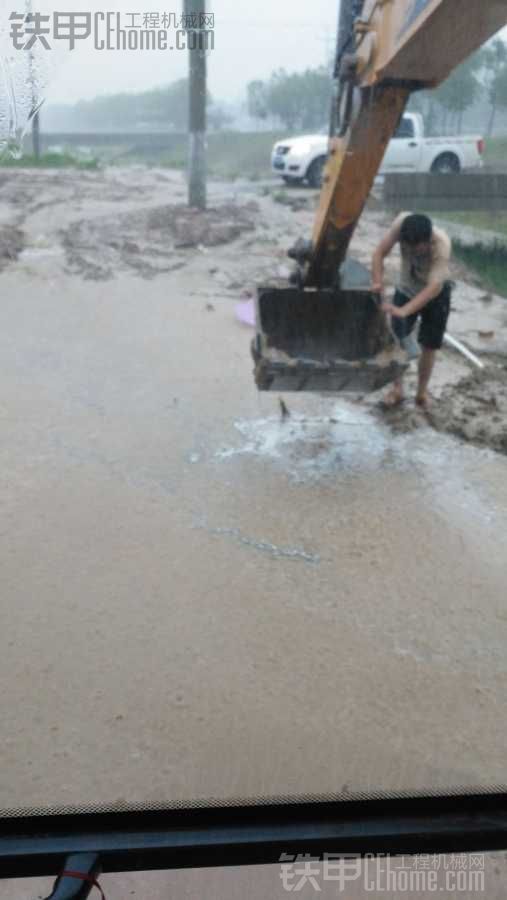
[391,283,452,350]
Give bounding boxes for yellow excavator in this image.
[252,0,507,393]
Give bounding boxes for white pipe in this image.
[443,333,485,370]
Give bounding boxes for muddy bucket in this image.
[252,286,408,393]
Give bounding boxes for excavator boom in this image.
[309,0,507,285]
[253,0,507,393]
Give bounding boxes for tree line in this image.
[42,36,507,136]
[247,67,332,132]
[411,38,507,135]
[247,38,507,136]
[44,79,231,132]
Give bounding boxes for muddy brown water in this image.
[0,173,506,900]
[0,259,505,815]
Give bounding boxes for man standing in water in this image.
[371,212,452,409]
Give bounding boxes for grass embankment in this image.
[425,199,507,297]
[452,241,507,298]
[161,131,280,179]
[136,132,507,177]
[14,132,280,179]
[0,151,99,169]
[483,136,507,172]
[434,211,507,239]
[208,131,279,179]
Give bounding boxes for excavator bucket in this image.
[252,284,408,393]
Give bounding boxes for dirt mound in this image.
[62,201,259,280]
[0,226,24,270]
[147,202,258,247]
[430,365,507,454]
[372,364,507,454]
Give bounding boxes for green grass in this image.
[484,136,507,171]
[78,131,282,179]
[415,193,507,296]
[453,240,507,298]
[0,151,99,169]
[152,131,280,179]
[206,131,278,179]
[158,155,186,169]
[10,131,289,178]
[433,211,507,238]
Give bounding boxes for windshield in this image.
[0,0,506,879]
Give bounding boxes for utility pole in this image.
[185,0,206,209]
[31,110,40,159]
[26,0,40,159]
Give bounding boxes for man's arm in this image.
[371,218,403,292]
[382,280,443,318]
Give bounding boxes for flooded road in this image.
[0,169,505,826]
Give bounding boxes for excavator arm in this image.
[252,0,507,393]
[308,0,507,287]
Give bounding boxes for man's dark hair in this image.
[400,213,432,245]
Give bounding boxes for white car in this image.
[271,112,485,187]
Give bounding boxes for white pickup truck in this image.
[271,112,485,188]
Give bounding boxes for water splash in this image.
[214,400,507,531]
[215,403,395,482]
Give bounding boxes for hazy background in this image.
[41,0,338,105]
[3,0,507,163]
[18,0,507,138]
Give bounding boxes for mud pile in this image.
[430,365,507,454]
[0,226,24,270]
[372,364,507,454]
[61,201,259,280]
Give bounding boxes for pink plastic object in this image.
[235,298,256,328]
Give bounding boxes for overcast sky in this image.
[24,0,340,106]
[2,1,506,112]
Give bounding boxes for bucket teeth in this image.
[252,286,408,394]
